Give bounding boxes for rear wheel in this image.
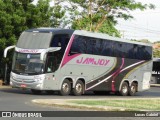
[59,79,71,96]
[129,82,137,96]
[119,82,129,96]
[31,89,42,95]
[73,80,84,96]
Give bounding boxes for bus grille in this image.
[12,78,35,83]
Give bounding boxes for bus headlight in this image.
[34,76,43,83]
[11,75,16,80]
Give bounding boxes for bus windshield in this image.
[12,52,44,75]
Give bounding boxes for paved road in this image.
[0,86,160,111]
[0,87,160,120]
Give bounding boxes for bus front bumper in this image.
[10,79,43,90]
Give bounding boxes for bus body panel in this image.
[6,28,153,95]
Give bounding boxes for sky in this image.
[116,0,160,42]
[33,0,160,43]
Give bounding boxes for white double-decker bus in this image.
[4,28,153,96]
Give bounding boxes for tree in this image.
[0,0,64,82]
[55,0,154,37]
[0,0,54,51]
[153,49,160,58]
[52,4,66,27]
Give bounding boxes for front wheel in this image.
[73,80,84,96]
[119,82,129,96]
[59,79,71,96]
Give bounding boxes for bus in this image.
[151,58,160,84]
[4,28,153,96]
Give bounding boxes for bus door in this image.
[43,34,70,89]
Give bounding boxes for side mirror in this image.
[40,47,61,61]
[4,45,15,58]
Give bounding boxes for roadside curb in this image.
[0,85,11,89]
[150,84,160,87]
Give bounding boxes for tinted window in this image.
[50,34,70,52]
[69,35,152,60]
[101,40,113,56]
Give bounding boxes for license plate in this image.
[20,84,27,88]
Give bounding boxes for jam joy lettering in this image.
[76,57,110,66]
[18,49,39,53]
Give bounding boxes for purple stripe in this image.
[86,60,145,91]
[112,58,125,92]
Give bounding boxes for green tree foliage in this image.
[153,43,160,58]
[153,49,160,58]
[52,4,66,27]
[0,0,65,80]
[0,0,54,51]
[55,0,154,37]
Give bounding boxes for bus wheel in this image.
[59,79,71,96]
[119,82,129,96]
[31,89,42,95]
[129,82,137,96]
[73,80,84,96]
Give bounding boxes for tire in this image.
[73,80,84,96]
[59,79,71,96]
[119,82,129,96]
[31,89,42,95]
[129,82,137,96]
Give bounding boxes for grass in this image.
[70,99,160,111]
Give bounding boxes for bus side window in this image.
[94,39,102,55]
[45,52,60,73]
[80,36,87,53]
[112,42,119,57]
[101,40,112,56]
[50,35,61,47]
[128,44,139,59]
[69,35,87,55]
[60,35,69,52]
[69,35,79,55]
[50,35,70,52]
[138,46,151,60]
[46,56,54,73]
[87,38,96,54]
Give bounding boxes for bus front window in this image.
[12,52,44,75]
[27,59,44,73]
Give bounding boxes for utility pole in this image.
[120,30,125,38]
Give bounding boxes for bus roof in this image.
[25,28,74,34]
[16,28,74,49]
[73,30,152,47]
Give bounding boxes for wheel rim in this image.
[131,85,136,93]
[75,83,82,93]
[122,86,128,93]
[62,83,69,93]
